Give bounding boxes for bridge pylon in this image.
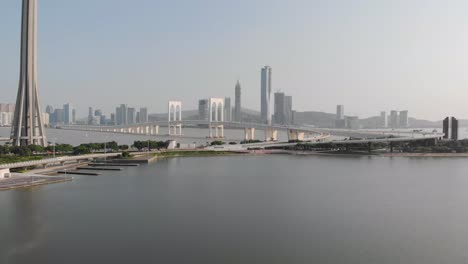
[168,101,182,136]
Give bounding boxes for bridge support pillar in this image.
[265,128,278,142]
[368,142,372,153]
[288,129,305,141]
[209,124,224,138]
[244,128,256,141]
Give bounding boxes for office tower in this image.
[335,105,346,128]
[127,108,136,124]
[234,80,242,122]
[94,109,102,117]
[261,66,272,125]
[274,92,285,124]
[53,109,64,124]
[88,107,94,125]
[399,110,409,128]
[198,99,209,121]
[72,109,76,124]
[139,107,148,123]
[336,105,344,120]
[451,117,458,140]
[45,105,54,114]
[389,110,399,128]
[116,104,128,125]
[63,103,72,125]
[11,0,47,146]
[0,103,15,113]
[224,97,232,122]
[380,111,387,128]
[284,96,293,124]
[443,117,459,140]
[110,113,115,124]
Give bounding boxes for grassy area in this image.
[0,155,43,165]
[154,150,235,158]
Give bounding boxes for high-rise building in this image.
[234,80,242,122]
[284,96,293,124]
[63,103,73,125]
[443,116,459,140]
[261,66,272,125]
[127,108,136,124]
[94,109,102,117]
[274,92,285,124]
[198,99,209,121]
[110,113,116,124]
[88,107,94,125]
[336,105,344,120]
[72,109,76,124]
[273,93,293,125]
[389,110,399,128]
[224,97,232,122]
[11,0,47,146]
[45,105,54,114]
[335,105,346,128]
[1,103,15,113]
[53,109,64,124]
[399,110,409,128]
[139,107,148,123]
[380,111,387,128]
[116,104,128,125]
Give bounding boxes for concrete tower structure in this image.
[11,0,47,146]
[261,66,272,125]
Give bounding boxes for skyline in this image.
[2,0,468,120]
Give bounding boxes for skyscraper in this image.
[127,108,136,124]
[63,103,72,125]
[88,107,94,125]
[11,0,47,146]
[139,107,148,123]
[336,105,344,120]
[335,105,346,128]
[234,80,242,122]
[389,110,399,128]
[116,104,128,125]
[261,66,272,125]
[284,95,293,124]
[274,92,285,124]
[399,110,409,128]
[443,116,459,140]
[380,111,387,128]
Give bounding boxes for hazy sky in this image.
[1,0,468,120]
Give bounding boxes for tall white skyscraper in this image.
[261,66,272,125]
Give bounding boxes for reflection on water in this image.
[1,155,468,263]
[1,190,45,264]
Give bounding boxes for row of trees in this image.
[132,140,169,151]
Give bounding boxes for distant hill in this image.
[148,108,449,129]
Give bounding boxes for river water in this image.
[2,153,468,263]
[2,127,468,263]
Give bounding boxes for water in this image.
[2,154,468,263]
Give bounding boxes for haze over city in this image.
[2,0,468,120]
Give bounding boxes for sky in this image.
[1,0,468,120]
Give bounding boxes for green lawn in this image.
[0,155,43,165]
